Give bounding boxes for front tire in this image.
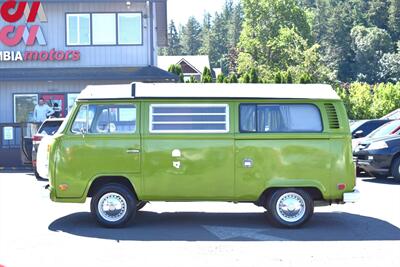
[266,189,314,228]
[90,184,137,228]
[391,157,400,180]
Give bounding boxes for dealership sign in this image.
[0,0,80,62]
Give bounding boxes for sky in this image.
[167,0,228,26]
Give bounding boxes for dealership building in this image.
[0,0,176,168]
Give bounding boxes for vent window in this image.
[150,104,229,133]
[324,104,340,129]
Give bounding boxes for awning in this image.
[0,66,178,82]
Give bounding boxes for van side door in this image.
[142,102,235,200]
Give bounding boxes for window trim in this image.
[66,13,91,46]
[65,12,144,47]
[239,103,324,134]
[149,104,230,134]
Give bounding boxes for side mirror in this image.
[353,130,364,138]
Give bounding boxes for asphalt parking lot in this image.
[0,172,399,267]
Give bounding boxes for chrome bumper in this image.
[343,189,360,203]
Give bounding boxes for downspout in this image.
[147,0,155,66]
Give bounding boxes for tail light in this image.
[32,135,43,145]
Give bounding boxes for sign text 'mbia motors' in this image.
[0,0,80,62]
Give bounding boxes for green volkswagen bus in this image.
[38,83,359,228]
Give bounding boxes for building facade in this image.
[0,0,175,124]
[0,0,176,168]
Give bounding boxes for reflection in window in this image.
[240,104,323,133]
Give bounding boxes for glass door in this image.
[40,94,66,118]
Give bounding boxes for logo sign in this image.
[0,0,80,62]
[1,0,47,46]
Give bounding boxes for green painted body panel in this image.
[47,98,355,204]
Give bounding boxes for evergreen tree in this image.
[217,73,225,83]
[201,67,213,83]
[180,17,202,55]
[168,64,184,83]
[159,20,181,56]
[249,68,259,83]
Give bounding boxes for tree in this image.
[201,67,213,83]
[286,70,293,83]
[216,73,225,83]
[229,73,238,83]
[389,0,400,40]
[274,72,283,83]
[367,0,390,30]
[379,43,400,83]
[238,0,311,76]
[249,68,259,83]
[180,17,202,55]
[168,64,184,83]
[350,26,393,83]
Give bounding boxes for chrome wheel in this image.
[275,192,306,223]
[98,192,127,222]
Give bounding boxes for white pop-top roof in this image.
[78,83,340,101]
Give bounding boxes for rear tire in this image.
[90,184,137,228]
[136,201,147,211]
[391,157,400,180]
[266,188,314,228]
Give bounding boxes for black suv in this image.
[354,135,400,179]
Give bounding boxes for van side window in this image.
[71,104,136,134]
[240,104,323,133]
[150,104,229,133]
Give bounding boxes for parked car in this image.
[32,118,64,180]
[354,134,400,179]
[352,120,400,151]
[350,119,392,139]
[381,108,400,120]
[38,83,358,228]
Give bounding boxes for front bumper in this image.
[343,189,360,203]
[353,150,392,175]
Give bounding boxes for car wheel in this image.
[391,157,400,180]
[90,184,137,228]
[267,189,314,228]
[136,201,148,211]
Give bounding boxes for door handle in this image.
[126,149,140,154]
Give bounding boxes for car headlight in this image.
[367,141,388,150]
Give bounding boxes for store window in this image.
[118,13,142,45]
[14,94,38,123]
[66,13,142,46]
[92,13,116,45]
[66,14,91,45]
